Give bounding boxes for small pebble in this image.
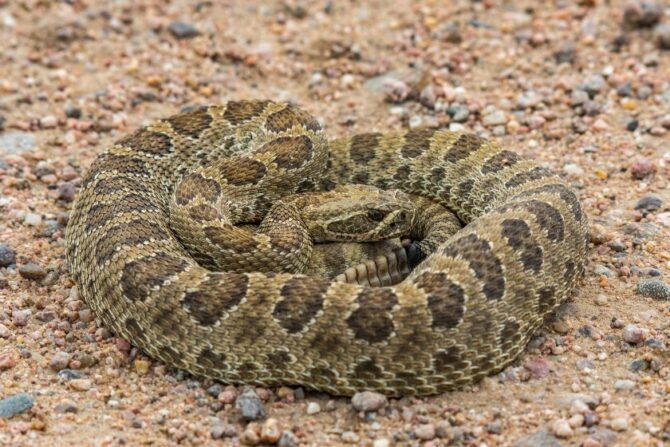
[0,244,16,267]
[0,353,16,370]
[514,431,563,447]
[240,422,261,445]
[623,1,663,28]
[24,213,43,226]
[415,423,436,440]
[69,378,92,391]
[58,182,76,202]
[278,431,298,447]
[524,358,551,379]
[57,369,81,380]
[595,294,608,305]
[168,21,200,39]
[372,439,390,447]
[64,105,82,118]
[482,110,507,126]
[55,400,78,413]
[260,418,282,444]
[341,431,360,443]
[551,418,574,438]
[636,279,670,300]
[610,417,628,431]
[568,414,584,428]
[134,359,150,374]
[486,419,502,434]
[306,402,320,415]
[635,194,662,211]
[656,23,670,50]
[12,309,31,326]
[50,351,71,371]
[235,387,266,421]
[630,159,655,179]
[0,393,34,418]
[554,41,577,64]
[580,74,606,96]
[622,324,647,344]
[351,391,387,412]
[19,262,47,280]
[614,379,636,391]
[40,115,58,128]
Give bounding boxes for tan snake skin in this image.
[66,100,588,396]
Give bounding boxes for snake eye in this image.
[367,209,385,222]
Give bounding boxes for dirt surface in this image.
[1,0,670,446]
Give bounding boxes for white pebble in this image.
[614,379,636,391]
[611,417,628,431]
[622,324,647,344]
[23,213,42,226]
[568,414,584,428]
[373,439,390,447]
[551,419,574,438]
[306,402,320,415]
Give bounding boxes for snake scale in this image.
[65,100,588,396]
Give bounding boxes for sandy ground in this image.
[1,0,670,446]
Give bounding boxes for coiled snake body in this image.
[66,100,588,396]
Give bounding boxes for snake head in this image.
[304,185,416,243]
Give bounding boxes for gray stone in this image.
[0,393,34,418]
[235,387,266,421]
[18,262,47,280]
[624,1,663,28]
[635,194,662,211]
[351,391,387,412]
[656,23,670,50]
[168,21,200,39]
[579,74,606,96]
[614,379,636,391]
[482,110,507,126]
[554,42,576,64]
[570,90,589,106]
[636,279,670,300]
[514,430,563,447]
[0,132,36,155]
[50,351,71,371]
[617,82,633,97]
[0,244,16,267]
[593,265,614,277]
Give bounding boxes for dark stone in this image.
[0,244,16,267]
[64,105,82,118]
[554,42,576,64]
[635,194,662,212]
[19,262,47,280]
[168,21,200,39]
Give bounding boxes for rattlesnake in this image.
[66,100,588,396]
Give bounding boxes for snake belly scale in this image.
[65,100,588,396]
